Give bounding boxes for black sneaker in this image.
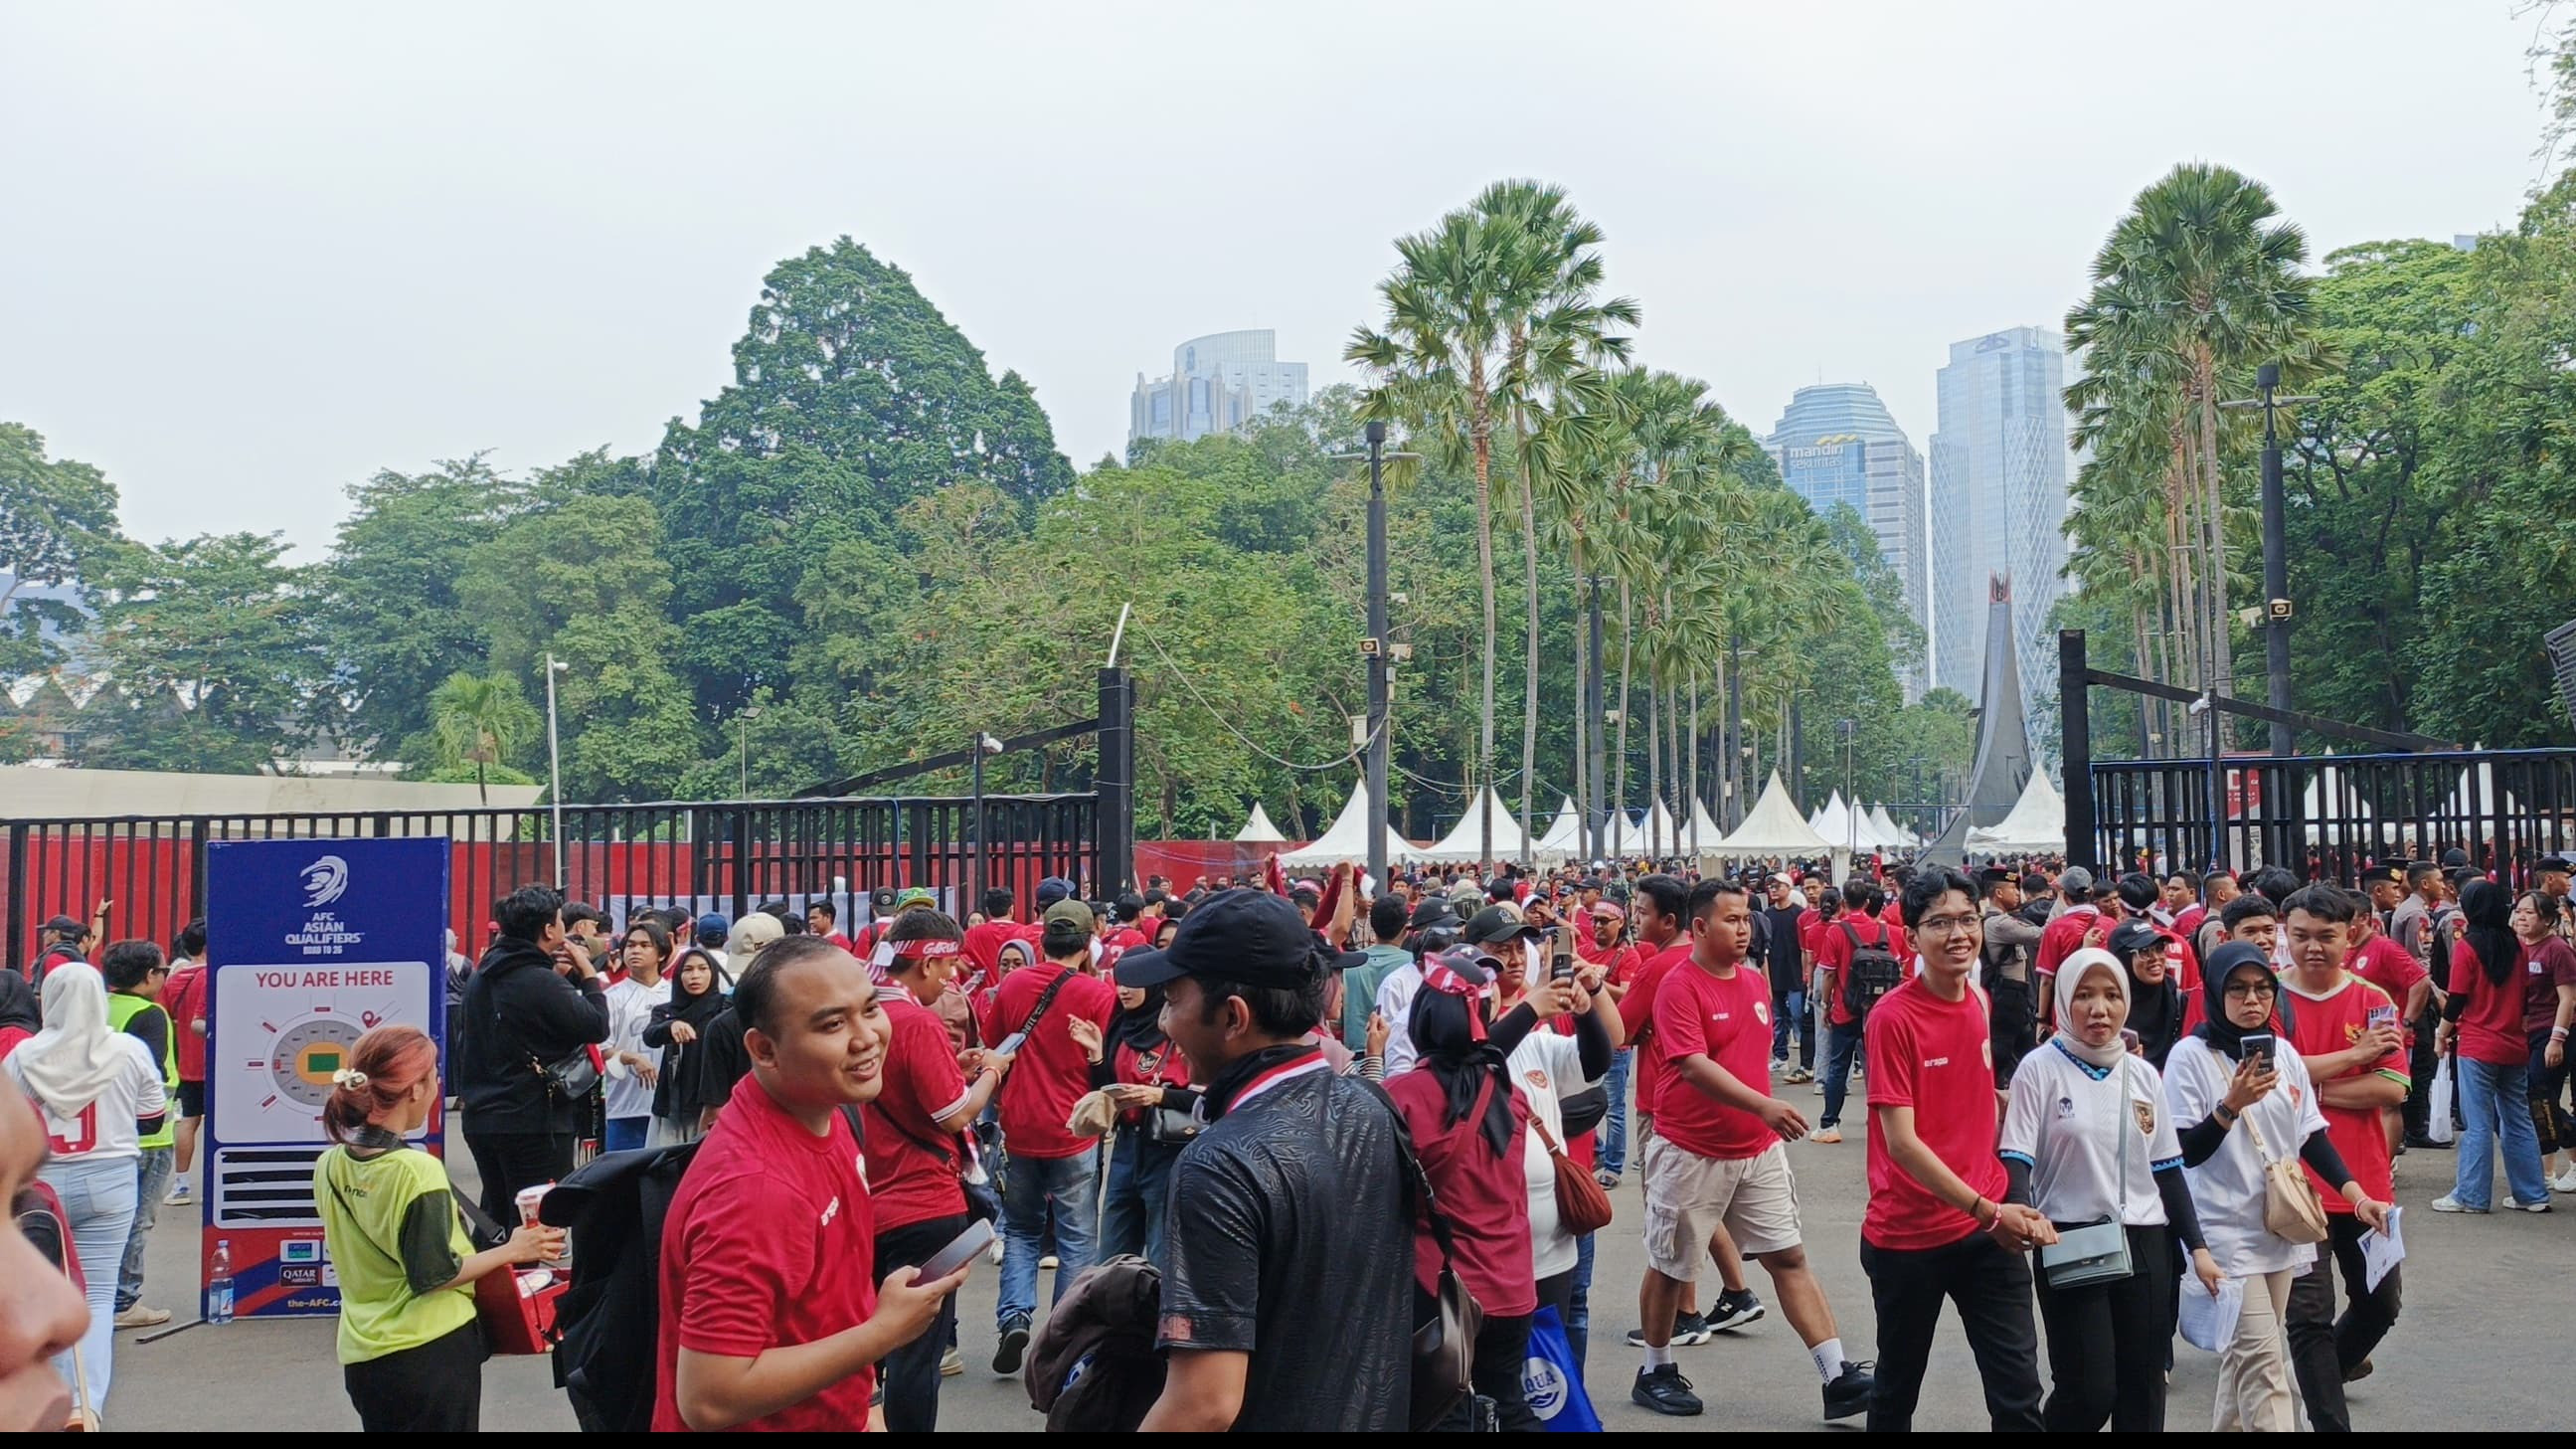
[1822,1360,1875,1421]
[1631,1363,1704,1416]
[1705,1288,1767,1332]
[992,1312,1031,1375]
[1671,1310,1714,1347]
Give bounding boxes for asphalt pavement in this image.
[103,1100,2572,1433]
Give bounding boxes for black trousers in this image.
[463,1129,575,1226]
[2287,1214,2403,1433]
[874,1212,968,1433]
[343,1320,484,1432]
[1990,981,2039,1086]
[1861,1231,2045,1433]
[2029,1225,2172,1433]
[2402,1011,2439,1139]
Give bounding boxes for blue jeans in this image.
[1601,1049,1631,1177]
[998,1149,1098,1326]
[2454,1055,2548,1209]
[1098,1129,1182,1265]
[45,1153,136,1414]
[116,1146,175,1312]
[603,1117,650,1153]
[1821,1020,1864,1129]
[1773,987,1815,1068]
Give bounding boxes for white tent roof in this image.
[1866,804,1910,850]
[2440,761,2519,821]
[1233,802,1288,842]
[1811,791,1859,851]
[1713,774,1835,857]
[1278,779,1419,866]
[1806,804,1831,834]
[1603,809,1641,856]
[1967,769,2067,854]
[1642,799,1680,855]
[1533,797,1583,861]
[1415,787,1533,863]
[2299,757,2376,842]
[1686,798,1726,853]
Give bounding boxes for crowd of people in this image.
[3,838,2572,1432]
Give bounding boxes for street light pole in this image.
[2220,364,2319,759]
[738,706,761,799]
[544,656,569,889]
[1837,718,1856,858]
[1331,424,1418,887]
[970,732,1002,921]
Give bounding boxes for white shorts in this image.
[1640,1137,1803,1279]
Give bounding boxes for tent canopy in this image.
[1866,804,1911,850]
[1279,779,1419,866]
[1533,797,1583,861]
[1687,798,1726,853]
[1966,769,2067,855]
[1713,774,1834,857]
[1233,802,1288,843]
[1811,792,1859,851]
[1415,787,1532,863]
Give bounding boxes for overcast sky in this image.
[1,2,2557,558]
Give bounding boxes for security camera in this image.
[977,733,1005,754]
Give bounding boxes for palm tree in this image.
[429,670,540,805]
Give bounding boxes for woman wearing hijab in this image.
[0,968,39,1060]
[641,946,733,1147]
[2105,921,2186,1068]
[2001,948,2219,1432]
[1086,957,1198,1263]
[0,964,166,1419]
[2163,944,2390,1431]
[2432,879,2554,1211]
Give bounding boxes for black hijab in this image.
[0,966,36,1035]
[2195,942,2281,1060]
[666,947,733,1027]
[1113,981,1170,1053]
[1408,986,1516,1158]
[2460,879,2517,989]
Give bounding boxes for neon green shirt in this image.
[104,994,177,1150]
[314,1144,476,1364]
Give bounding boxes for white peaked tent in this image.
[2439,760,2520,821]
[1687,798,1727,853]
[1811,792,1859,851]
[1714,774,1835,857]
[1866,804,1911,851]
[1643,799,1681,855]
[1967,769,2068,854]
[1279,779,1418,866]
[1233,802,1288,843]
[1533,798,1584,861]
[1807,804,1832,835]
[2299,755,2376,842]
[1602,810,1640,856]
[1417,787,1534,863]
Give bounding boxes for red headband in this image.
[1422,957,1491,1041]
[892,937,962,961]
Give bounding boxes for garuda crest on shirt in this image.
[2132,1098,2157,1137]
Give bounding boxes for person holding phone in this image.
[2163,944,2389,1432]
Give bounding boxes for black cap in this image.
[1577,877,1604,892]
[2539,854,2575,875]
[1114,888,1358,992]
[2107,919,2164,960]
[1976,866,2013,886]
[1407,896,1461,932]
[2357,862,2406,888]
[2440,848,2471,868]
[40,914,83,937]
[1462,905,1542,948]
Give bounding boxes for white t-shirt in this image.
[602,976,671,1121]
[1376,963,1427,1078]
[4,1036,165,1163]
[2000,1039,2182,1229]
[2162,1034,2328,1277]
[1509,1030,1596,1279]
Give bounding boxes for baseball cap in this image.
[1408,896,1461,932]
[2439,848,2470,868]
[695,911,730,938]
[1768,872,1795,887]
[1116,888,1358,991]
[2106,919,2164,960]
[2539,854,2575,875]
[1462,905,1543,948]
[1035,876,1077,908]
[2058,865,2096,894]
[40,914,83,937]
[894,885,938,912]
[1042,899,1096,935]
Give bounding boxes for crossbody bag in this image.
[2037,1057,2138,1289]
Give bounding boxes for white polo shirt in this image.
[1509,1029,1594,1279]
[2162,1034,2328,1277]
[1999,1038,2181,1229]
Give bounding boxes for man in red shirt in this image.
[972,898,1118,1374]
[1630,879,1872,1420]
[1861,866,2052,1433]
[655,936,967,1432]
[2034,866,2109,1030]
[2276,886,2408,1433]
[958,887,1022,984]
[866,911,1016,1430]
[1809,878,1901,1145]
[161,918,211,1206]
[803,900,857,954]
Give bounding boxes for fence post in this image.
[1097,665,1134,894]
[3,821,25,970]
[2060,631,2096,871]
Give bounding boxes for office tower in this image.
[1128,329,1309,446]
[1764,383,1929,697]
[1928,327,2070,706]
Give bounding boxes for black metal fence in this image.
[2088,749,2576,880]
[2,794,1099,967]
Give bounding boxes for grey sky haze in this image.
[0,2,2555,558]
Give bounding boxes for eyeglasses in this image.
[1916,914,1979,937]
[2224,982,2276,1000]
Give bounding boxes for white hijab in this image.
[2050,948,2131,1069]
[14,963,130,1117]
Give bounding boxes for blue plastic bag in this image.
[1523,1306,1603,1432]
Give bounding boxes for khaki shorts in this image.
[1640,1137,1802,1279]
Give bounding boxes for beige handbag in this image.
[2239,1110,2330,1245]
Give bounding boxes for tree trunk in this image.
[1687,675,1702,855]
[1616,580,1633,852]
[1514,407,1541,871]
[1570,537,1589,865]
[2196,358,2234,747]
[1644,668,1661,859]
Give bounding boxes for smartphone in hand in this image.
[913,1218,994,1281]
[2240,1032,2276,1067]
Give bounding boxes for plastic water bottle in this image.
[207,1240,235,1325]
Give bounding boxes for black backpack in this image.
[545,1138,704,1432]
[1837,922,1903,1020]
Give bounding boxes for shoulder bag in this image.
[1357,1076,1484,1432]
[2037,1058,2137,1289]
[1530,1114,1614,1236]
[2239,1104,2330,1245]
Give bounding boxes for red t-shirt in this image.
[958,920,1022,979]
[163,963,210,1081]
[1617,941,1693,1116]
[2035,906,2104,982]
[1386,1067,1536,1317]
[1112,1037,1191,1127]
[2346,935,2427,1045]
[1796,908,1824,959]
[2519,937,2576,1034]
[1649,961,1778,1161]
[1862,976,2005,1252]
[653,1074,880,1433]
[1814,916,1896,1028]
[860,993,971,1231]
[973,961,1118,1160]
[2448,939,2528,1066]
[2283,975,2403,1212]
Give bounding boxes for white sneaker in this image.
[2430,1193,2489,1213]
[164,1181,194,1206]
[1039,1254,1061,1270]
[986,1237,1005,1266]
[2552,1165,2576,1194]
[2499,1194,2553,1213]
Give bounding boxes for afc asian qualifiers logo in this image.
[302,855,350,908]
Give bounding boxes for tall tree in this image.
[77,532,329,773]
[0,424,116,685]
[428,670,542,804]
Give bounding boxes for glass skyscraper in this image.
[1928,327,2071,707]
[1765,383,1929,697]
[1128,330,1309,446]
